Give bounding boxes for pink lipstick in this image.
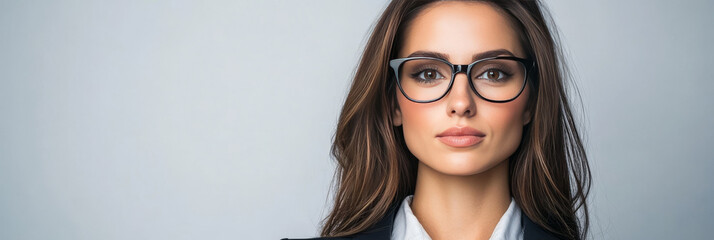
[436,127,485,148]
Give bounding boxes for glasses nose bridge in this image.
[451,64,471,81]
[448,64,474,97]
[452,64,469,76]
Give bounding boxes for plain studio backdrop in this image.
[1,0,712,239]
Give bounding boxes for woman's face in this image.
[393,1,532,176]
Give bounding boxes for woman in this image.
[284,0,591,239]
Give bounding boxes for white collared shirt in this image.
[390,195,524,240]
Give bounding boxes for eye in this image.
[417,69,445,81]
[476,69,507,81]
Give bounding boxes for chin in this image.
[424,154,504,176]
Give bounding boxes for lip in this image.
[436,127,486,148]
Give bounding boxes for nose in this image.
[446,72,477,117]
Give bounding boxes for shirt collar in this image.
[390,195,524,240]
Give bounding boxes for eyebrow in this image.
[405,49,516,62]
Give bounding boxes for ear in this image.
[392,98,403,127]
[522,106,532,126]
[522,84,534,126]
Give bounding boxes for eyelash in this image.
[475,68,513,81]
[409,65,445,81]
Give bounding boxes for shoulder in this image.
[281,201,401,240]
[521,213,565,240]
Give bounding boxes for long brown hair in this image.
[321,0,591,239]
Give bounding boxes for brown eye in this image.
[425,70,438,80]
[416,69,444,81]
[486,70,501,80]
[476,69,507,82]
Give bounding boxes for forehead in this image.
[398,1,525,62]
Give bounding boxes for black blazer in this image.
[282,200,561,240]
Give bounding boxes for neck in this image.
[410,159,511,240]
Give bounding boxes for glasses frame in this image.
[389,56,535,103]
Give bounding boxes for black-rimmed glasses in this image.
[389,56,535,103]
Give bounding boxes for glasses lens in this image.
[398,59,452,101]
[469,59,526,101]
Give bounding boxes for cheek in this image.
[396,94,438,159]
[482,87,530,155]
[486,105,523,148]
[486,101,526,131]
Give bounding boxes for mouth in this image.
[436,127,486,148]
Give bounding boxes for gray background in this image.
[1,0,712,239]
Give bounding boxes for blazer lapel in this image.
[521,213,561,240]
[352,203,400,240]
